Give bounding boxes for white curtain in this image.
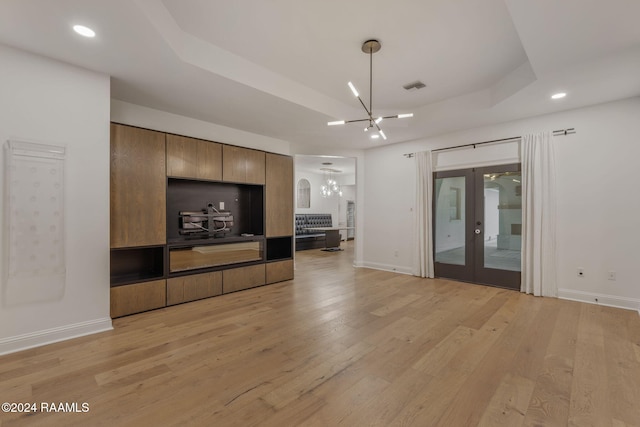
[413,151,435,278]
[521,132,557,296]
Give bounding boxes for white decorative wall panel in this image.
[4,141,66,305]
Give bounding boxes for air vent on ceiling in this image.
[403,81,426,91]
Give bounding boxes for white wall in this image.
[294,170,339,221]
[0,45,112,354]
[337,185,356,240]
[111,100,291,155]
[363,96,640,311]
[484,189,499,241]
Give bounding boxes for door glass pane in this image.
[435,177,466,265]
[483,172,521,271]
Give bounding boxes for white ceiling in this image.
[1,0,639,150]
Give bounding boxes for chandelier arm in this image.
[344,118,373,124]
[355,95,373,118]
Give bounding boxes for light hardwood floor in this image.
[1,242,640,426]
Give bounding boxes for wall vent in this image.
[403,81,426,91]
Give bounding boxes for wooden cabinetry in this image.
[223,145,265,184]
[110,124,166,248]
[166,134,222,181]
[266,153,294,237]
[223,264,266,293]
[110,280,166,318]
[166,271,222,306]
[266,259,294,284]
[110,123,292,318]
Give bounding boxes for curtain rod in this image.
[403,128,576,158]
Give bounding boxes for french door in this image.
[433,164,521,290]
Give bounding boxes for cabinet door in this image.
[245,149,266,185]
[166,271,222,305]
[223,264,265,293]
[266,153,293,237]
[110,280,166,318]
[223,145,265,184]
[166,134,222,181]
[266,259,294,284]
[110,124,166,248]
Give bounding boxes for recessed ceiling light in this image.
[73,25,96,38]
[551,92,567,100]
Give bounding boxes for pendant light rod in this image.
[369,42,373,115]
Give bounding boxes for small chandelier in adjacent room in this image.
[320,168,343,198]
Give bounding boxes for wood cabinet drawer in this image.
[266,259,294,284]
[223,264,266,293]
[110,280,166,318]
[166,271,222,306]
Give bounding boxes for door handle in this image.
[475,229,481,235]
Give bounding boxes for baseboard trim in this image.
[0,318,113,356]
[558,288,640,313]
[358,261,413,275]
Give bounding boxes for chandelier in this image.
[327,39,413,141]
[320,168,343,198]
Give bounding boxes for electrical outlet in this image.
[394,250,398,257]
[577,268,584,277]
[608,271,616,281]
[219,201,225,210]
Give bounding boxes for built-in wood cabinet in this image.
[223,145,266,184]
[110,123,292,318]
[223,264,266,293]
[110,124,166,248]
[166,271,222,306]
[166,134,222,180]
[266,259,294,284]
[110,280,167,318]
[266,153,294,237]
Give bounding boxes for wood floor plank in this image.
[600,306,640,426]
[477,373,536,427]
[299,375,390,426]
[568,304,610,427]
[1,241,639,426]
[412,291,545,426]
[340,367,433,426]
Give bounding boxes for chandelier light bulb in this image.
[348,81,359,97]
[320,169,343,198]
